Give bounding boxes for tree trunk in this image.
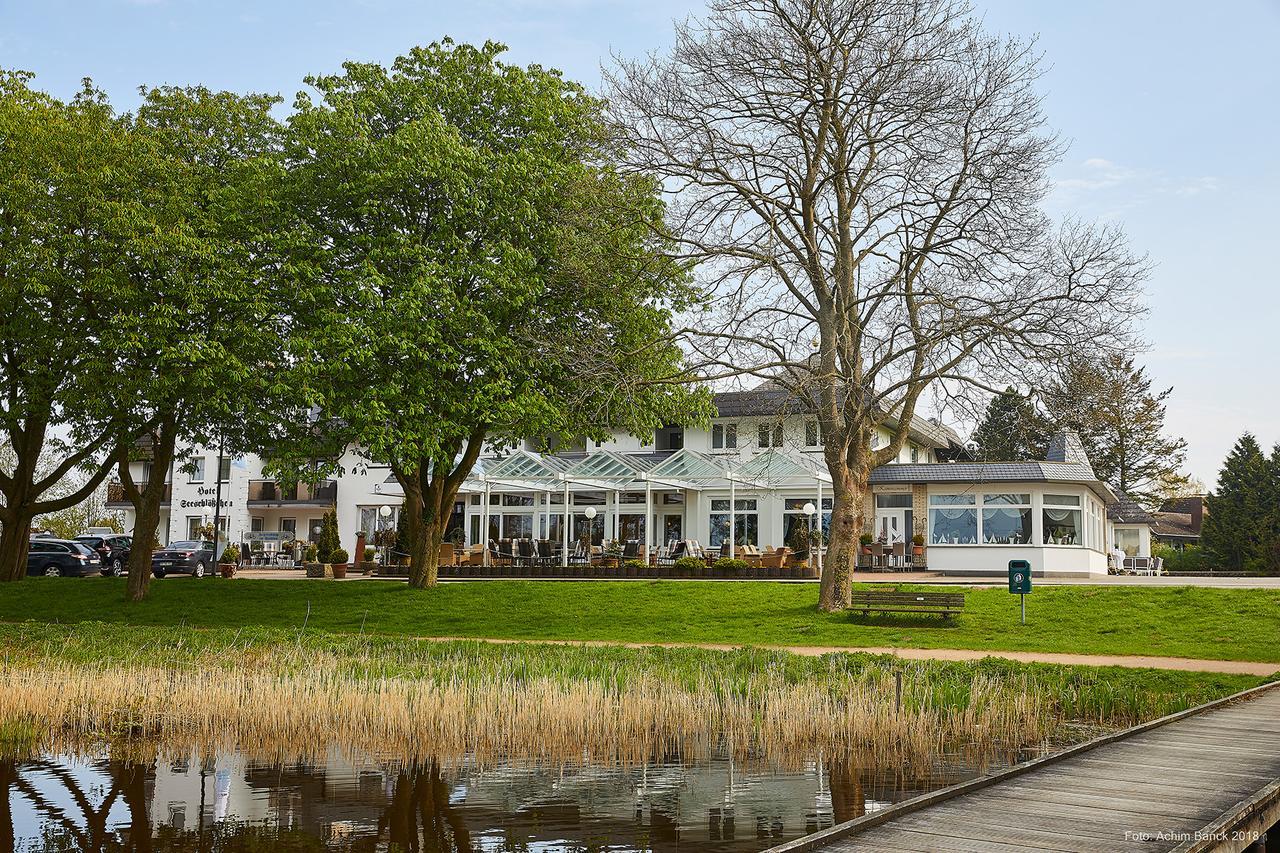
[409,515,443,589]
[126,499,162,601]
[0,508,33,583]
[818,443,872,612]
[121,416,180,602]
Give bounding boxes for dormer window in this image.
[805,421,825,448]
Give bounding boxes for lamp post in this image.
[803,502,818,573]
[584,505,597,551]
[378,504,393,566]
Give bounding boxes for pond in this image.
[4,745,1036,851]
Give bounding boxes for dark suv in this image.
[26,539,100,577]
[75,534,133,576]
[151,540,215,578]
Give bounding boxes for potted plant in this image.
[218,544,240,579]
[329,547,349,579]
[859,532,874,554]
[360,546,378,575]
[912,533,925,559]
[304,543,324,578]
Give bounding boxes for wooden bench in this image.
[849,590,965,619]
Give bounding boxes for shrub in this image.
[363,547,376,562]
[329,548,349,565]
[859,532,874,545]
[304,543,318,562]
[622,559,648,572]
[315,511,340,563]
[673,556,704,574]
[1155,544,1205,572]
[219,545,240,564]
[912,533,925,547]
[713,557,750,572]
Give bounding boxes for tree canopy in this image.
[1203,434,1279,574]
[970,388,1050,462]
[283,41,707,587]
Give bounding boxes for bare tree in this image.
[608,0,1147,610]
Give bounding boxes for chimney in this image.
[1190,497,1205,533]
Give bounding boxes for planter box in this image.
[218,563,237,579]
[358,561,378,575]
[304,562,324,578]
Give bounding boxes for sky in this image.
[2,0,1277,487]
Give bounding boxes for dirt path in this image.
[423,636,1280,676]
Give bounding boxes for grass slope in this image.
[2,578,1277,663]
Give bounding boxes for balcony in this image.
[247,479,338,506]
[106,481,171,507]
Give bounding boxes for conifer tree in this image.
[970,388,1050,461]
[1202,433,1268,572]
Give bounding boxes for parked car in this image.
[75,533,133,576]
[26,539,100,577]
[151,540,216,578]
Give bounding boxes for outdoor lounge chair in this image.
[622,540,640,560]
[891,542,906,570]
[536,539,555,567]
[516,538,535,567]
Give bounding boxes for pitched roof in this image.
[1107,491,1156,524]
[709,387,962,449]
[1045,430,1094,471]
[1152,512,1200,539]
[868,461,1116,502]
[1159,496,1207,515]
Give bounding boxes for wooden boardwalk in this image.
[772,682,1280,853]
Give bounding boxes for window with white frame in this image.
[1043,493,1083,546]
[980,493,1032,545]
[709,498,758,546]
[804,421,824,447]
[712,423,738,449]
[929,493,977,544]
[757,423,784,448]
[188,456,205,484]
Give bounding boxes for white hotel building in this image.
[109,385,1143,577]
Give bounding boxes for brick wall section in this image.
[912,484,928,538]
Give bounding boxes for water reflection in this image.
[4,747,1010,851]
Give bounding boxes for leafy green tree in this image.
[109,85,286,601]
[0,72,157,581]
[970,388,1050,461]
[1202,434,1269,573]
[282,42,706,587]
[1041,355,1188,506]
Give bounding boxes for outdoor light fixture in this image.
[378,505,392,518]
[312,526,322,535]
[802,502,817,516]
[583,506,597,519]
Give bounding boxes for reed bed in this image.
[0,622,1260,768]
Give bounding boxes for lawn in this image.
[2,577,1277,663]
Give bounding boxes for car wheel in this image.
[153,568,166,579]
[193,561,207,578]
[44,564,62,577]
[110,557,124,576]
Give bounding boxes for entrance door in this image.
[877,511,904,544]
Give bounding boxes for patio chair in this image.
[868,542,886,571]
[466,544,486,566]
[1153,556,1164,576]
[516,538,535,567]
[536,539,555,568]
[437,542,455,567]
[719,541,732,559]
[654,544,672,566]
[568,541,590,566]
[761,547,790,570]
[497,538,515,566]
[622,540,640,560]
[891,542,906,571]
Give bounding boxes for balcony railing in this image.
[247,479,337,504]
[106,481,172,505]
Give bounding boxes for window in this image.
[757,423,784,448]
[910,446,919,463]
[981,493,1032,545]
[709,498,758,546]
[929,494,977,545]
[501,515,533,538]
[1043,493,1083,546]
[1114,527,1140,557]
[186,516,203,539]
[501,494,534,507]
[188,456,205,484]
[280,518,297,537]
[250,517,264,532]
[875,493,912,509]
[783,497,833,550]
[712,423,738,450]
[218,455,231,483]
[804,421,824,448]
